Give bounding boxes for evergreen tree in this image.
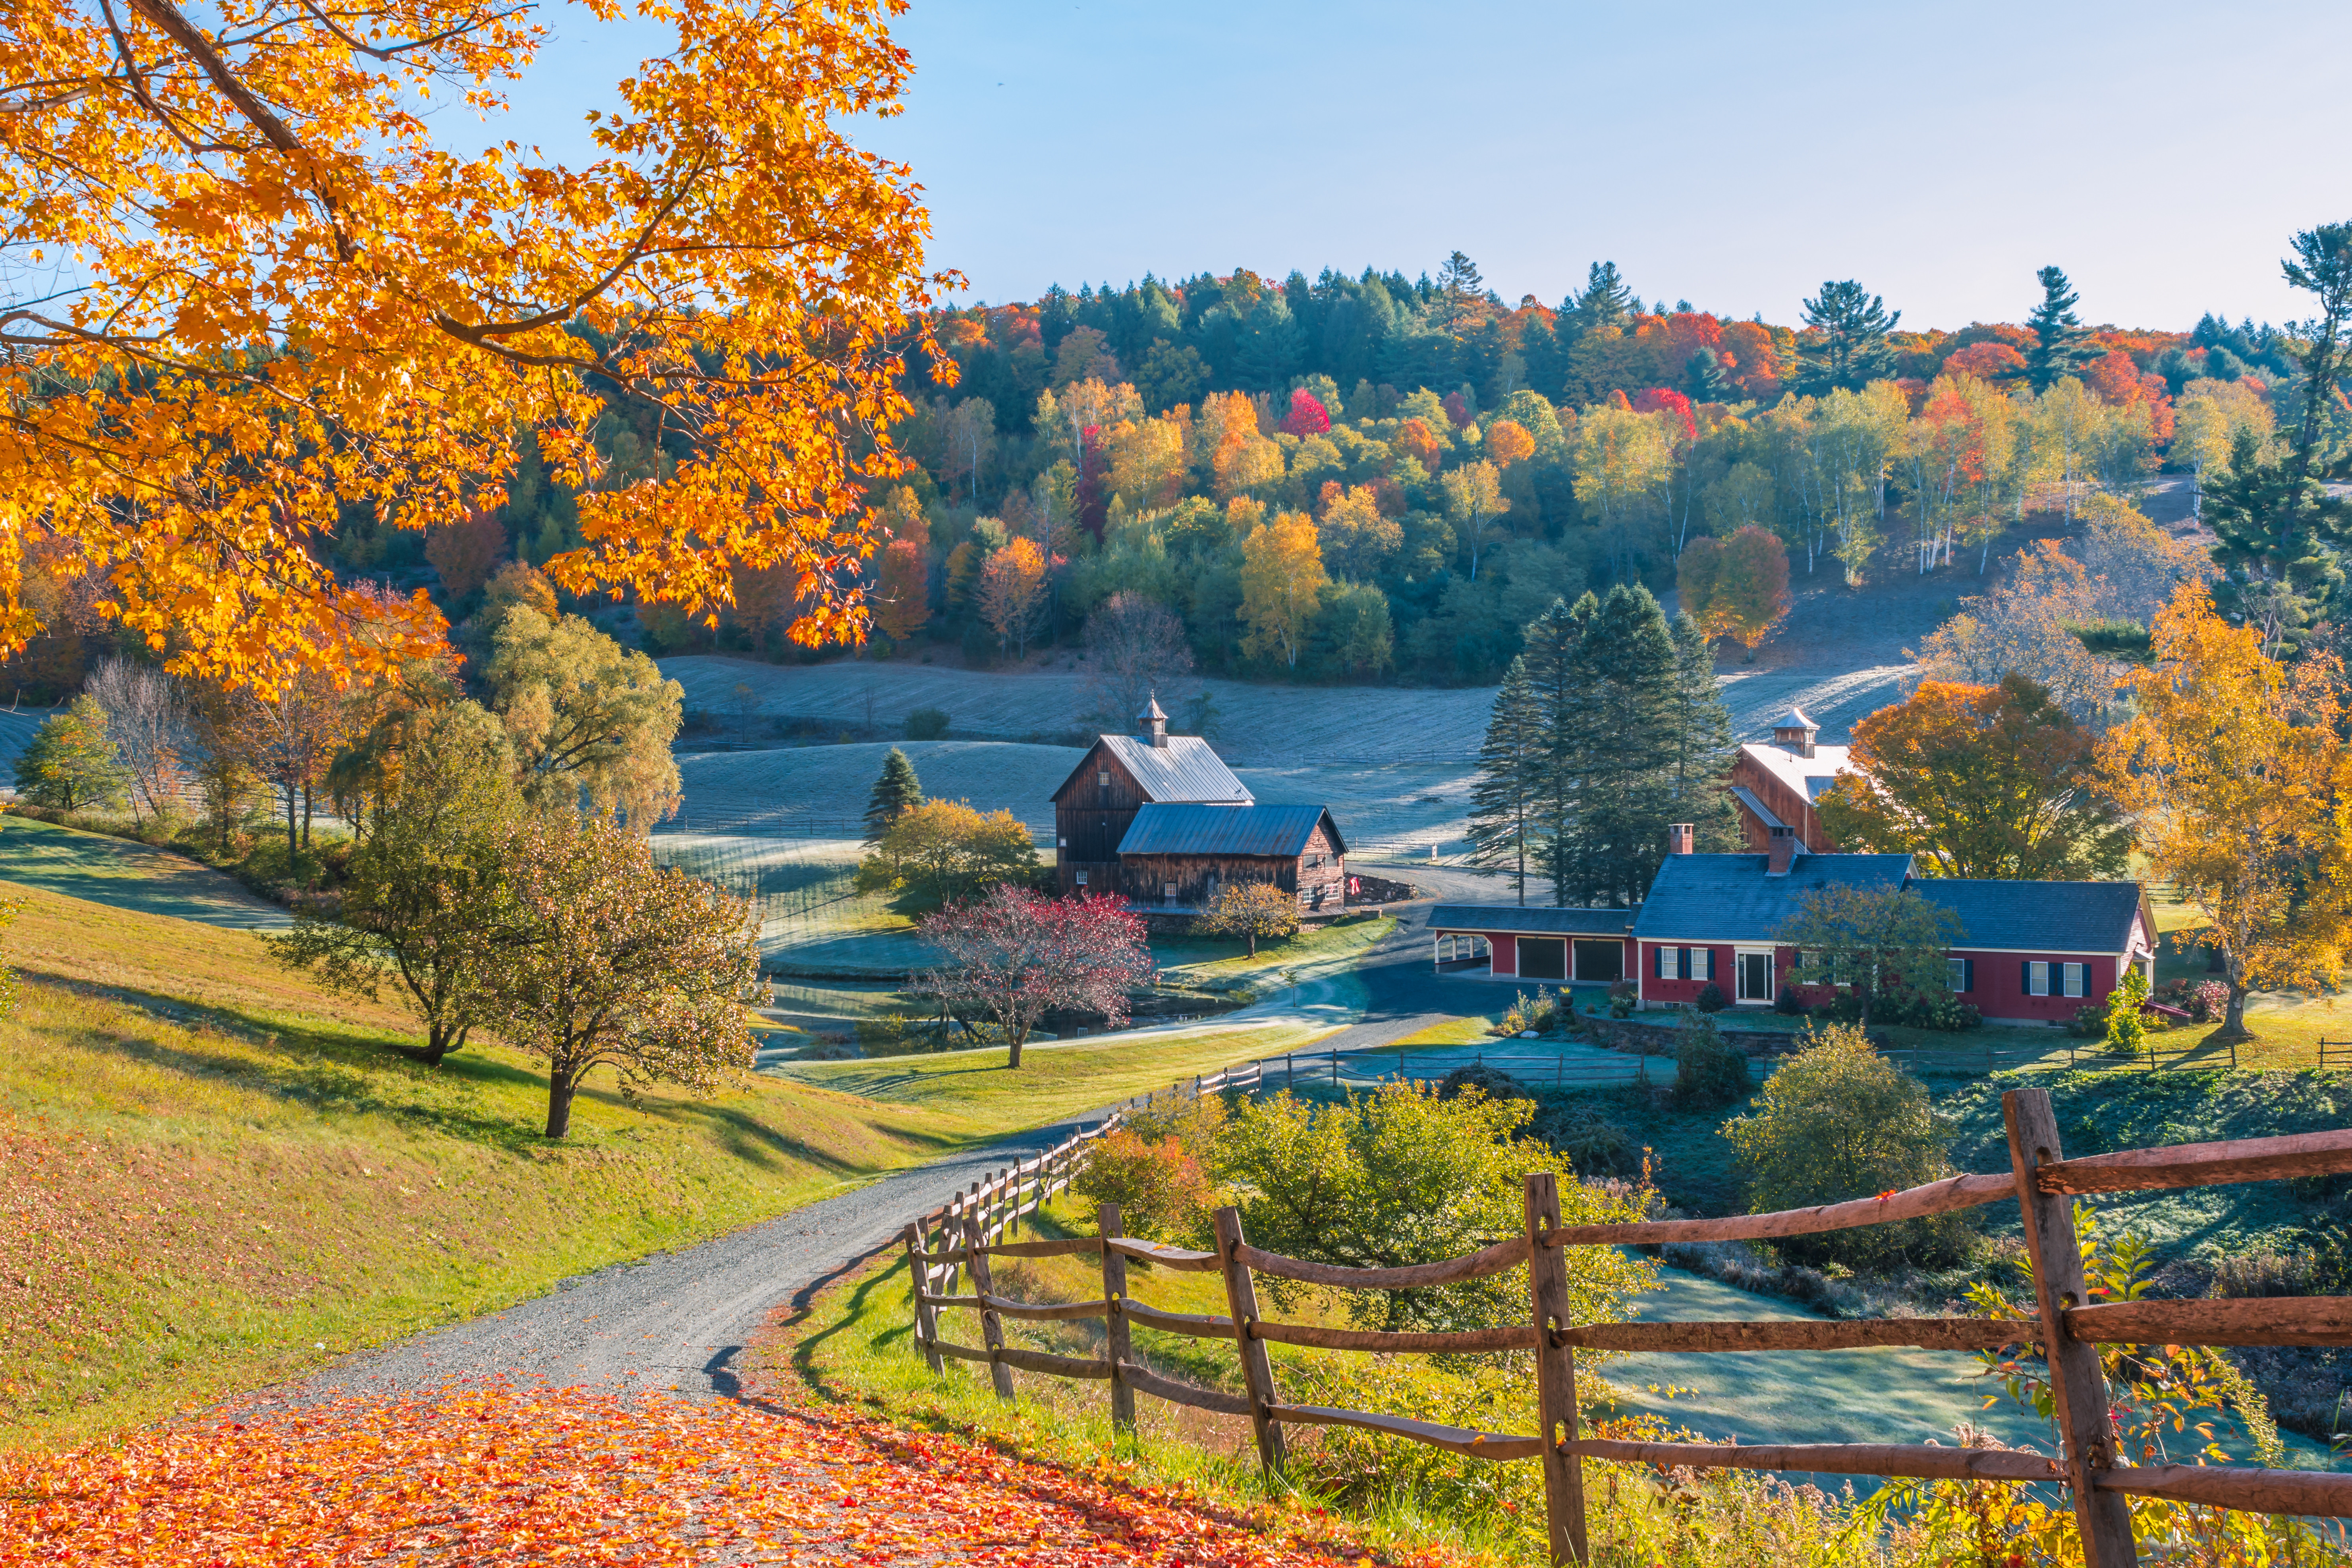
[1466,656,1542,904]
[1568,585,1682,907]
[1566,261,1636,338]
[13,694,128,811]
[1663,614,1741,849]
[1514,597,1587,905]
[1520,313,1566,402]
[2021,265,2099,393]
[1793,280,1898,392]
[2208,224,2352,649]
[1683,348,1729,403]
[863,747,924,845]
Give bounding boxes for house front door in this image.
[1736,949,1773,1004]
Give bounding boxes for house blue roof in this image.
[1631,853,1915,943]
[1916,879,2145,955]
[1117,803,1343,858]
[1628,854,2147,954]
[1427,904,1639,936]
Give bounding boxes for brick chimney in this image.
[1668,823,1694,855]
[1765,826,1799,876]
[1139,692,1170,749]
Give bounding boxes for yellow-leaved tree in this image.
[2097,583,2352,1039]
[1237,511,1326,670]
[3,0,950,689]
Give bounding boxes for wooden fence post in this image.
[903,1223,945,1375]
[961,1210,1017,1402]
[1213,1205,1286,1473]
[1099,1201,1135,1431]
[2004,1087,2137,1568]
[1524,1172,1590,1566]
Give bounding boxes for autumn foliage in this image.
[4,1,950,687]
[0,1384,1415,1567]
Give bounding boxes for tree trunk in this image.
[1006,1029,1024,1070]
[285,787,298,863]
[1247,931,1257,957]
[2217,984,2254,1041]
[545,1068,579,1138]
[390,1039,450,1067]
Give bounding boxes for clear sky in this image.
[485,0,2352,331]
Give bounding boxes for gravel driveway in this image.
[277,1124,1087,1407]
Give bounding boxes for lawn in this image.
[1149,913,1394,992]
[0,813,289,930]
[767,1023,1338,1130]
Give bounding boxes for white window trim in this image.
[2063,962,2086,998]
[1733,946,1775,1004]
[2028,961,2051,997]
[1659,945,1680,981]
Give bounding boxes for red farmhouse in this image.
[1431,834,2155,1026]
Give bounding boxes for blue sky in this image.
[483,0,2352,330]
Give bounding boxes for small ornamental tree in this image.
[13,695,129,811]
[917,887,1152,1068]
[1198,881,1300,956]
[858,798,1037,904]
[484,815,762,1139]
[1777,885,1963,1026]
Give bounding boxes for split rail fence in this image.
[902,1085,2352,1568]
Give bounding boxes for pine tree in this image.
[1514,596,1589,906]
[1466,656,1542,904]
[2022,265,2099,393]
[1567,261,1635,338]
[1794,280,1898,392]
[1569,585,1682,907]
[1663,614,1741,849]
[863,748,924,845]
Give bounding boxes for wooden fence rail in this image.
[902,1085,2352,1567]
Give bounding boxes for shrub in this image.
[1773,985,1806,1016]
[2068,1003,2107,1039]
[1495,987,1558,1035]
[2105,967,2150,1055]
[1672,1010,1751,1108]
[1607,979,1638,1019]
[904,705,950,740]
[1542,1104,1636,1176]
[1873,991,1984,1032]
[1196,881,1300,956]
[1213,1081,1653,1331]
[1072,1126,1217,1245]
[1721,1021,1975,1269]
[1694,981,1727,1013]
[2190,979,2230,1022]
[1437,1064,1533,1104]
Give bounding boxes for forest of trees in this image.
[6,251,2329,704]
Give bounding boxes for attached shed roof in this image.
[1915,879,2145,955]
[1118,803,1342,858]
[1632,853,1916,943]
[1726,784,1787,832]
[1052,734,1252,805]
[1427,904,1639,936]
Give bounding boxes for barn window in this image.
[1308,854,1323,869]
[1163,882,1177,902]
[1075,870,1088,886]
[1099,770,1110,788]
[1058,836,1067,847]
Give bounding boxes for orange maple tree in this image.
[3,0,952,689]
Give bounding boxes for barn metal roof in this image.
[1051,734,1253,805]
[1117,803,1342,858]
[1426,904,1639,936]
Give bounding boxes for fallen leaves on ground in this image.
[2,1381,1437,1566]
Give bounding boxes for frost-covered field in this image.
[658,658,1914,862]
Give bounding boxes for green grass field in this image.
[0,818,1314,1453]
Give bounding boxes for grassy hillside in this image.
[0,851,1303,1453]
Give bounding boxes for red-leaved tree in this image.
[918,887,1154,1067]
[1630,386,1697,444]
[1278,388,1330,436]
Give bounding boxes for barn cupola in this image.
[1771,707,1819,759]
[1139,693,1170,749]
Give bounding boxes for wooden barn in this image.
[1116,803,1348,911]
[1049,698,1348,912]
[1050,698,1253,898]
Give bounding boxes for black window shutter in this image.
[1964,958,1975,993]
[2021,960,2031,993]
[1654,946,1664,979]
